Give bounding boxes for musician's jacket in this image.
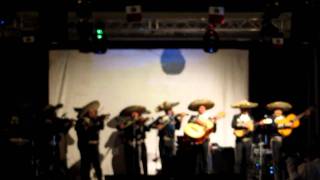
[232,113,254,140]
[263,114,286,137]
[119,118,150,145]
[156,115,181,146]
[75,115,104,148]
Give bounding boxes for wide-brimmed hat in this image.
[156,101,179,112]
[74,100,100,118]
[266,101,292,111]
[231,100,258,109]
[188,99,214,111]
[120,105,150,117]
[43,103,63,117]
[43,103,63,112]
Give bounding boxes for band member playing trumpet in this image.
[184,99,216,174]
[117,105,151,175]
[37,103,74,179]
[154,101,186,175]
[74,100,108,180]
[231,100,258,178]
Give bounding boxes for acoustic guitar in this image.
[233,121,255,138]
[276,107,313,137]
[183,112,225,144]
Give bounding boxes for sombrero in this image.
[188,99,214,111]
[156,101,179,112]
[231,100,258,109]
[43,103,63,117]
[74,100,100,118]
[266,101,292,111]
[120,105,150,117]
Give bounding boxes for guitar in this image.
[276,107,313,137]
[183,112,225,144]
[233,121,254,138]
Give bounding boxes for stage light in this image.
[208,6,225,25]
[92,20,108,54]
[260,20,284,48]
[96,28,104,40]
[125,5,142,22]
[269,166,274,174]
[203,24,219,53]
[96,29,103,35]
[0,19,5,26]
[0,14,14,27]
[255,163,260,169]
[271,36,284,48]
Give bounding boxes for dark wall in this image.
[249,42,319,154]
[0,42,48,123]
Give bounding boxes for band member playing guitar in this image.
[260,101,293,180]
[258,101,313,180]
[231,100,258,178]
[183,99,216,174]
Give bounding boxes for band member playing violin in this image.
[231,100,258,178]
[153,101,186,175]
[117,105,151,175]
[74,100,108,180]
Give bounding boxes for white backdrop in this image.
[49,49,249,175]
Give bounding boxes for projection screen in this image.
[49,49,248,175]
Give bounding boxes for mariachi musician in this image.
[153,101,186,175]
[183,99,217,174]
[36,103,74,179]
[74,100,109,180]
[117,105,151,175]
[231,100,258,178]
[259,101,293,180]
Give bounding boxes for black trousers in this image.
[234,138,252,177]
[159,140,175,175]
[124,141,148,175]
[176,139,210,175]
[271,136,282,180]
[79,144,102,180]
[194,139,209,174]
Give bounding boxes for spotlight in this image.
[0,13,14,27]
[260,20,284,48]
[22,32,36,44]
[92,20,108,54]
[0,19,5,26]
[208,6,225,25]
[269,165,274,174]
[255,163,260,169]
[203,24,219,53]
[125,5,142,22]
[272,35,284,48]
